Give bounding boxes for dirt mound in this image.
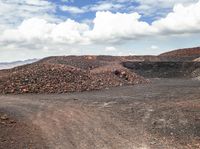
[160,47,200,57]
[159,47,200,61]
[0,63,93,94]
[0,57,147,94]
[39,56,122,70]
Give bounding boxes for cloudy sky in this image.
[0,0,200,62]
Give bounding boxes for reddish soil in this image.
[0,113,47,149]
[160,47,200,57]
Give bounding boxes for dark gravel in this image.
[0,78,200,149]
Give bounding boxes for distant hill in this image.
[159,47,200,61]
[0,59,38,70]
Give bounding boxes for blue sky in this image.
[0,0,200,62]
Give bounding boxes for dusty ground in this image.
[0,78,200,149]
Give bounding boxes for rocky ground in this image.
[0,56,147,94]
[0,47,200,148]
[0,78,200,149]
[0,112,48,149]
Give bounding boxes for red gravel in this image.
[0,56,147,94]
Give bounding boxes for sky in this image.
[0,0,200,62]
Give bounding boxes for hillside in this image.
[0,49,200,149]
[1,47,200,94]
[0,56,146,94]
[159,47,200,61]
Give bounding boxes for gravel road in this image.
[0,78,200,149]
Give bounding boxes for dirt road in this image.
[0,78,200,149]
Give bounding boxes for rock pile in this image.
[0,63,92,94]
[0,57,147,94]
[40,56,115,70]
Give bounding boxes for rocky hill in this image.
[1,47,200,94]
[0,56,147,94]
[159,47,200,61]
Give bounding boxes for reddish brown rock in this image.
[0,56,147,94]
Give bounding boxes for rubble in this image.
[0,56,147,94]
[0,114,16,125]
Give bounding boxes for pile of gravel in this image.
[0,57,147,94]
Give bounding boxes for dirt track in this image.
[0,78,200,149]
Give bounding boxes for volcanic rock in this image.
[0,56,147,94]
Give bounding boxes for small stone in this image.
[0,121,6,125]
[10,120,16,124]
[0,114,8,120]
[150,141,156,145]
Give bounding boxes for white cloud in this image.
[2,0,200,45]
[81,19,93,26]
[61,0,74,2]
[105,46,117,51]
[152,1,200,34]
[136,0,198,8]
[25,0,52,6]
[50,19,89,44]
[60,6,85,14]
[114,0,134,3]
[86,11,154,43]
[0,0,200,56]
[133,0,199,18]
[86,1,200,42]
[151,45,159,50]
[0,0,57,33]
[88,2,124,11]
[1,18,90,44]
[60,2,124,14]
